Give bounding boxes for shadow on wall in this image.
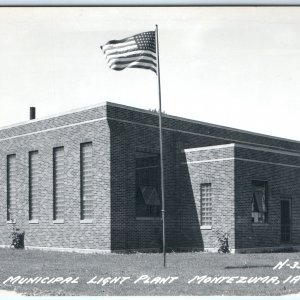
[109,122,204,253]
[178,154,203,252]
[110,123,129,252]
[109,121,168,252]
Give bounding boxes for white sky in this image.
[0,7,300,140]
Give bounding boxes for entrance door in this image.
[281,199,291,243]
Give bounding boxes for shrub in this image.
[10,221,25,249]
[216,230,230,253]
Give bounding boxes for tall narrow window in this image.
[252,180,268,223]
[135,150,161,218]
[7,154,17,221]
[200,183,212,226]
[80,142,93,220]
[29,150,39,220]
[53,147,65,220]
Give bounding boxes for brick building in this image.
[0,101,300,253]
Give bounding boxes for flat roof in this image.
[0,101,299,146]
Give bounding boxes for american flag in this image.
[101,31,157,74]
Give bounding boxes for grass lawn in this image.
[0,248,300,296]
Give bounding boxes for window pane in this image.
[135,151,161,218]
[201,183,212,226]
[251,180,268,223]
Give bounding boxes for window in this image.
[29,151,39,220]
[251,180,268,223]
[80,142,93,220]
[7,154,16,221]
[53,147,65,220]
[200,183,212,226]
[135,151,161,218]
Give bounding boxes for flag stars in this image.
[134,31,156,52]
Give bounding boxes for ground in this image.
[0,248,300,296]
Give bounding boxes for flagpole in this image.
[155,24,166,267]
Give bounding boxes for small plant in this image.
[148,108,167,115]
[10,220,25,249]
[216,230,230,253]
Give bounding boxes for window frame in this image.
[251,180,268,224]
[53,146,65,221]
[200,183,212,227]
[135,150,161,219]
[80,142,94,221]
[7,154,16,222]
[28,150,39,222]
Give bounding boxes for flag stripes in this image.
[101,31,157,73]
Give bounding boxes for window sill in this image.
[252,223,269,226]
[29,220,39,224]
[80,220,93,224]
[200,225,212,230]
[136,217,161,221]
[6,220,16,224]
[53,220,64,224]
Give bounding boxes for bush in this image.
[10,223,25,249]
[216,231,230,253]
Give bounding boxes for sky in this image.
[0,7,300,141]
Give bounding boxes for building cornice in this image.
[0,101,299,149]
[183,143,300,158]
